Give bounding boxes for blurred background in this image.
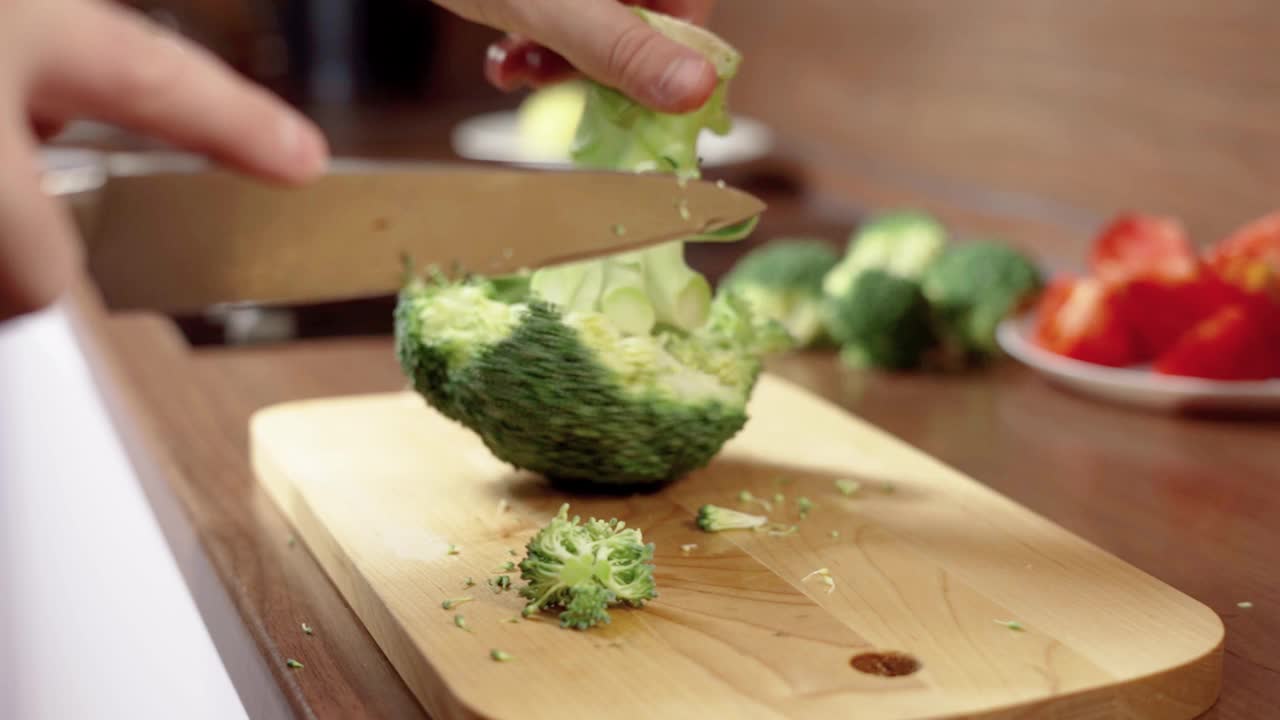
[55,1,1280,343]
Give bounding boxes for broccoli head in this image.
[721,238,841,347]
[822,211,948,369]
[921,241,1043,361]
[518,504,657,630]
[395,271,785,487]
[394,11,787,488]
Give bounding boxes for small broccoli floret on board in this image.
[518,504,657,630]
[696,504,768,532]
[721,238,841,347]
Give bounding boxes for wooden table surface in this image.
[64,111,1280,720]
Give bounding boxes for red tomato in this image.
[1114,270,1253,359]
[1205,211,1280,298]
[1154,303,1280,380]
[1033,275,1138,367]
[1089,214,1198,286]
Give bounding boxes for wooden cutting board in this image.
[250,373,1223,720]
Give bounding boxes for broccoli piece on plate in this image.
[395,10,788,488]
[721,238,841,347]
[921,241,1043,362]
[518,504,657,630]
[823,211,947,369]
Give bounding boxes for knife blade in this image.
[83,163,765,314]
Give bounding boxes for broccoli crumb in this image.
[442,596,474,610]
[737,490,773,512]
[796,496,814,519]
[835,479,861,496]
[677,199,691,221]
[490,649,514,662]
[454,614,472,632]
[680,543,698,554]
[463,577,476,589]
[716,179,726,189]
[300,622,313,636]
[285,658,304,669]
[508,548,518,556]
[447,544,461,555]
[829,530,840,539]
[494,561,517,573]
[1238,601,1254,609]
[610,223,627,237]
[697,504,767,532]
[773,492,785,506]
[505,617,522,624]
[767,524,799,537]
[994,619,1025,631]
[489,575,512,593]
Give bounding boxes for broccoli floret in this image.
[721,238,841,347]
[394,12,786,488]
[517,504,657,630]
[696,504,767,532]
[822,211,947,369]
[921,241,1043,361]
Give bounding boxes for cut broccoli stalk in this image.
[696,504,767,532]
[518,504,657,630]
[528,6,746,336]
[823,211,948,370]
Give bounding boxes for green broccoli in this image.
[720,238,841,347]
[517,504,657,630]
[921,241,1043,362]
[394,11,786,489]
[822,211,947,370]
[696,504,768,532]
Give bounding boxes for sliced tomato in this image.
[1113,269,1252,359]
[1154,303,1280,380]
[1033,275,1138,367]
[1089,213,1198,286]
[1205,210,1280,298]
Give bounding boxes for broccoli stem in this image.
[526,8,747,337]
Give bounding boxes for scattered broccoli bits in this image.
[1238,601,1254,609]
[697,504,767,532]
[517,504,657,631]
[300,622,313,636]
[994,619,1025,632]
[490,649,514,662]
[738,489,773,512]
[285,659,304,669]
[802,567,836,594]
[454,614,472,632]
[796,496,814,519]
[442,596,474,610]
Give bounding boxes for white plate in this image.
[996,313,1280,413]
[450,110,774,169]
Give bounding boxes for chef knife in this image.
[81,162,766,314]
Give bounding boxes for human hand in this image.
[435,0,719,113]
[1,0,329,323]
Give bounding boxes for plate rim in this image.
[996,313,1280,399]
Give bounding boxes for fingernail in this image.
[656,55,715,111]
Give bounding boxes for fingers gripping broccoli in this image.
[921,241,1043,361]
[721,238,842,347]
[395,10,787,488]
[518,504,657,630]
[822,211,947,369]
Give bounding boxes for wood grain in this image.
[711,0,1280,247]
[248,376,1223,719]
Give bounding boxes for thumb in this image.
[517,1,718,113]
